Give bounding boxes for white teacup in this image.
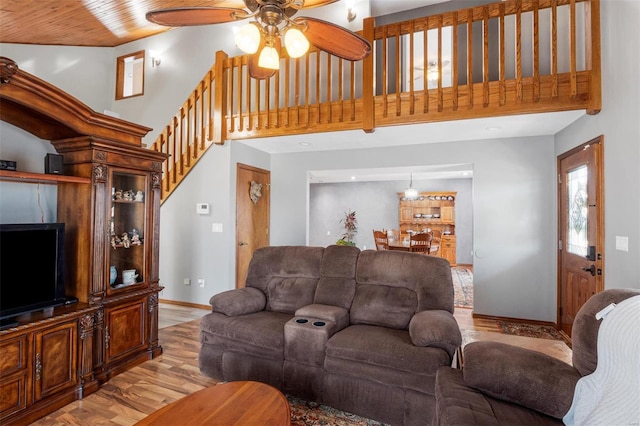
[122,269,139,285]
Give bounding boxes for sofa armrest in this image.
[295,304,350,331]
[209,287,266,316]
[409,310,462,357]
[463,341,581,419]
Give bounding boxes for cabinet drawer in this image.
[0,375,27,418]
[0,336,28,377]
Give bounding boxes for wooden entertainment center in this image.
[0,57,167,424]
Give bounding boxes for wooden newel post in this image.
[213,50,228,144]
[362,17,375,134]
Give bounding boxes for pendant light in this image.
[404,173,418,200]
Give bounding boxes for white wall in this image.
[272,136,558,322]
[0,44,114,113]
[0,123,58,223]
[555,0,640,290]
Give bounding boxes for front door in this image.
[557,137,604,336]
[235,164,270,288]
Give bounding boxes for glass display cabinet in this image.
[109,172,147,292]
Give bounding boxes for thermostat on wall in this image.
[196,203,210,215]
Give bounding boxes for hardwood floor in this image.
[31,304,571,425]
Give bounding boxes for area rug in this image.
[451,266,473,308]
[497,321,563,341]
[289,396,387,425]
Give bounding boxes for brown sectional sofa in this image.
[199,245,461,425]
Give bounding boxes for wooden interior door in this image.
[558,137,604,336]
[236,164,270,288]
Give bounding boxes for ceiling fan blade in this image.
[300,0,340,9]
[299,17,371,61]
[146,7,244,26]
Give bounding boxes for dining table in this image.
[388,240,410,251]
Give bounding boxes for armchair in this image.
[433,288,640,425]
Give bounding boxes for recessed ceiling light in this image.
[486,126,501,131]
[299,142,311,146]
[462,171,471,176]
[350,176,356,180]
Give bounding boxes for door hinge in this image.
[558,240,563,250]
[558,174,562,184]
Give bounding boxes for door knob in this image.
[581,264,596,276]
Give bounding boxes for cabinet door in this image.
[108,171,149,293]
[105,300,146,365]
[441,206,455,223]
[399,207,413,222]
[34,322,78,402]
[440,236,457,266]
[0,336,29,419]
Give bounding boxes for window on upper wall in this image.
[116,50,145,100]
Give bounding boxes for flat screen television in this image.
[0,223,69,326]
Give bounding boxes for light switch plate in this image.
[211,223,223,233]
[615,236,629,251]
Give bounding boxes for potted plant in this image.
[336,210,358,246]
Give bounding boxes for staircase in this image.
[150,0,601,203]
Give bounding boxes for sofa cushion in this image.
[315,245,359,310]
[267,277,318,314]
[350,284,417,329]
[434,367,563,426]
[356,250,454,311]
[210,287,266,316]
[325,324,451,394]
[409,310,462,357]
[463,341,581,419]
[245,246,324,293]
[200,311,291,358]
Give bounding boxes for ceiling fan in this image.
[414,60,451,81]
[146,0,372,79]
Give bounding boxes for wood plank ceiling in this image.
[0,0,243,47]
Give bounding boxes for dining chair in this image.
[429,230,442,256]
[373,230,389,250]
[409,232,432,255]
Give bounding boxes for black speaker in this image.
[44,153,64,175]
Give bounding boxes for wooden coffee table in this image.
[135,381,291,425]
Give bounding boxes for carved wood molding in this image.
[0,57,18,84]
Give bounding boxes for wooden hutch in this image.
[398,192,457,266]
[0,57,167,424]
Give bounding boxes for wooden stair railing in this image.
[152,0,601,203]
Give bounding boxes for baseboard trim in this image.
[471,312,557,328]
[159,299,210,311]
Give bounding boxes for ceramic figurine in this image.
[121,232,131,248]
[134,190,144,202]
[114,189,123,200]
[131,229,141,245]
[123,190,134,201]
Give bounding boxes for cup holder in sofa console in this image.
[295,319,309,324]
[312,321,326,327]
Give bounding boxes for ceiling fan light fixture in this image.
[258,45,280,69]
[284,28,309,58]
[234,23,261,54]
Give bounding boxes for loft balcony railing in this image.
[151,0,601,202]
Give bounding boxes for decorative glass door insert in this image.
[567,165,588,256]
